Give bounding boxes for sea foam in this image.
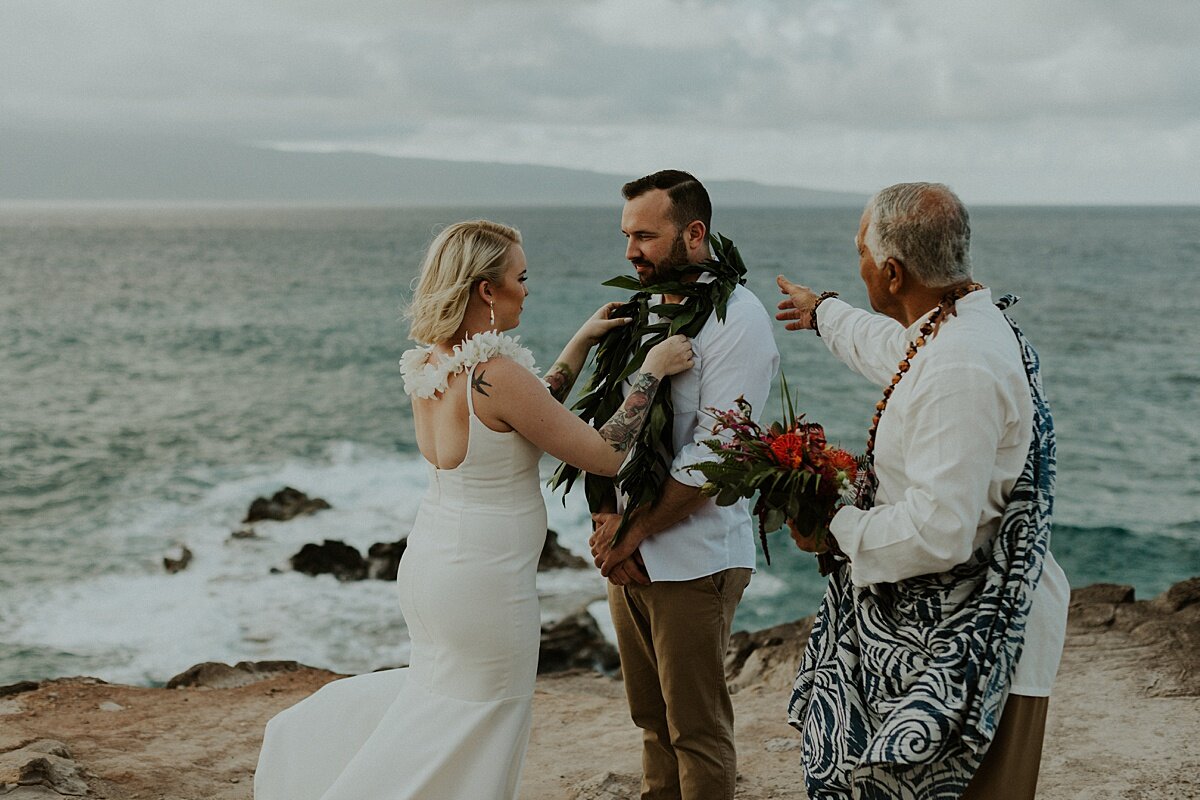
[0,443,604,685]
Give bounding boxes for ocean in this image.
[2,204,1198,687]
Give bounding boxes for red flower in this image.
[769,432,807,468]
[825,448,857,478]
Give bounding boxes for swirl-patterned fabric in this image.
[787,298,1055,800]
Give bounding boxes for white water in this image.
[0,444,604,684]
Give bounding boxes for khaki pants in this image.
[961,694,1050,800]
[608,568,752,800]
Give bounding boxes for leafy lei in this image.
[549,233,747,543]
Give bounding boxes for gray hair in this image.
[864,183,972,287]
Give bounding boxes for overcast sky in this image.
[3,0,1198,204]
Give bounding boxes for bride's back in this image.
[411,361,515,471]
[413,362,478,470]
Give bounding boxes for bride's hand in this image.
[576,301,632,346]
[642,334,694,378]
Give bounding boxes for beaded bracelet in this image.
[811,291,840,337]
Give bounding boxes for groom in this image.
[589,170,778,800]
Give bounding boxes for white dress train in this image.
[255,357,547,800]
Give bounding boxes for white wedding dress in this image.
[255,334,547,800]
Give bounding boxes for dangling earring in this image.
[489,301,496,328]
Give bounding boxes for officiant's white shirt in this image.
[618,282,779,583]
[818,289,1069,696]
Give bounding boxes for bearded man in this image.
[589,170,779,800]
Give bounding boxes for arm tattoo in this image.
[471,370,493,397]
[598,371,661,453]
[544,361,577,403]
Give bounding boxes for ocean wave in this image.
[4,443,1196,687]
[1050,522,1200,599]
[0,444,604,686]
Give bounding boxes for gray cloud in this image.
[2,0,1197,202]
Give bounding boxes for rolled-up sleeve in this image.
[830,363,1011,587]
[670,297,779,487]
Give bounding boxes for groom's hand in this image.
[607,554,648,586]
[590,513,649,586]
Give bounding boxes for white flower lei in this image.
[399,330,541,399]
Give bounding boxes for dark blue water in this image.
[1,205,1197,683]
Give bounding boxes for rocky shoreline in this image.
[3,577,1198,799]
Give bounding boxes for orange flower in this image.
[769,432,807,468]
[826,448,857,478]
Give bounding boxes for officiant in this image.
[775,182,1069,800]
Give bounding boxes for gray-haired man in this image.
[777,183,1069,799]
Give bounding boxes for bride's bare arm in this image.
[543,302,630,403]
[474,335,692,476]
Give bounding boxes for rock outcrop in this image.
[243,487,331,523]
[288,539,367,582]
[283,528,586,582]
[538,529,588,571]
[162,544,193,574]
[0,740,90,797]
[538,609,619,674]
[365,540,407,581]
[724,617,814,692]
[165,661,323,691]
[1067,577,1200,696]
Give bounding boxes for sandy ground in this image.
[2,580,1198,799]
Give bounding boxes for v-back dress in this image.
[254,332,548,800]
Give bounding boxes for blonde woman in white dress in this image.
[254,220,693,800]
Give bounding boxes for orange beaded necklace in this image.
[864,282,985,460]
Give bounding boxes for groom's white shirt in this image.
[618,281,779,583]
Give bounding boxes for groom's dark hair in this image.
[622,170,712,233]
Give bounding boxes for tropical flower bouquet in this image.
[689,378,864,569]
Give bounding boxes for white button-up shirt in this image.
[818,289,1069,696]
[619,282,780,582]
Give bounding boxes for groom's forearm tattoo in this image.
[544,361,577,403]
[598,371,660,453]
[471,370,493,397]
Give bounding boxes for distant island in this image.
[0,129,865,207]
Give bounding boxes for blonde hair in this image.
[406,220,522,344]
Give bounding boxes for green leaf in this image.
[762,508,786,533]
[716,488,742,506]
[552,232,748,544]
[602,276,646,291]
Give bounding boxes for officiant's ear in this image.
[883,258,905,295]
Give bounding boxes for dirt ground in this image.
[3,580,1198,799]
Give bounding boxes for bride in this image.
[254,220,693,800]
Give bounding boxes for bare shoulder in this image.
[466,355,545,399]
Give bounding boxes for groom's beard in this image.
[633,231,689,285]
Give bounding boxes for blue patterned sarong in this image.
[787,302,1055,799]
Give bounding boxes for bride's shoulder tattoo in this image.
[471,370,494,397]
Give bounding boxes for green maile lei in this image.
[549,233,747,544]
